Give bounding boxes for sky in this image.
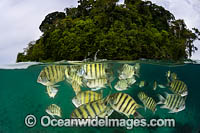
[0,0,199,65]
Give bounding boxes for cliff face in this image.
[16,0,200,62]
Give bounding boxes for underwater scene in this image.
[0,60,200,133]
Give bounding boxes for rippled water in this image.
[0,60,200,133]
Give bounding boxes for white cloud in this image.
[0,0,78,64]
[150,0,200,60]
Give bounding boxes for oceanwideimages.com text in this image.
[25,115,175,129]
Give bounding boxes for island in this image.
[16,0,200,62]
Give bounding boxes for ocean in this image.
[0,60,200,133]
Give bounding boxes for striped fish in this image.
[72,90,103,107]
[139,80,147,88]
[108,93,142,118]
[153,81,157,90]
[37,65,65,86]
[46,104,61,118]
[71,98,113,119]
[158,93,186,113]
[46,85,58,98]
[169,80,188,96]
[72,81,82,95]
[86,78,108,90]
[138,92,157,113]
[79,63,108,79]
[166,70,171,78]
[119,64,135,79]
[134,63,140,75]
[137,92,148,101]
[114,79,129,91]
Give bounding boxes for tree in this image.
[17,0,200,62]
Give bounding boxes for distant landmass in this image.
[16,0,200,62]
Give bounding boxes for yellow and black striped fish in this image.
[137,92,148,101]
[46,104,62,118]
[71,98,113,119]
[169,80,188,96]
[108,93,142,118]
[72,90,103,107]
[37,65,65,86]
[80,63,108,79]
[119,64,135,79]
[86,78,108,90]
[158,93,186,113]
[138,92,157,113]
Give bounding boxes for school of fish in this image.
[37,62,188,119]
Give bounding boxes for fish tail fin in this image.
[157,94,165,104]
[108,83,113,90]
[107,75,114,90]
[103,91,112,106]
[100,89,104,98]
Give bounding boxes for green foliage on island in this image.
[17,0,200,62]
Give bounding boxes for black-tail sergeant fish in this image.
[153,81,157,90]
[138,92,157,113]
[78,63,111,79]
[158,93,186,113]
[72,90,103,107]
[37,65,65,86]
[46,104,62,118]
[139,80,148,88]
[114,79,129,91]
[85,78,108,91]
[46,85,59,98]
[166,70,171,79]
[71,98,113,119]
[118,64,136,79]
[108,93,142,118]
[169,80,188,96]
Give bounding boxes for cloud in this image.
[0,0,78,64]
[150,0,200,60]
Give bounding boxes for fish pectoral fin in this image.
[160,105,168,109]
[157,101,163,105]
[92,88,101,91]
[168,110,175,113]
[108,83,113,90]
[52,84,60,88]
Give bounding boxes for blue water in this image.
[0,60,200,133]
